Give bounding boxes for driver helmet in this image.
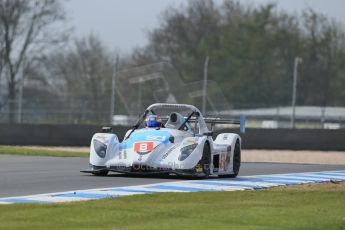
[145,115,161,128]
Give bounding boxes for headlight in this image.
[179,144,198,161]
[93,139,107,158]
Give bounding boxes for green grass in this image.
[1,183,345,230]
[0,146,88,157]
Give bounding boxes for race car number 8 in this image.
[140,143,148,152]
[134,142,154,153]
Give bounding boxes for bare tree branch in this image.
[0,0,67,122]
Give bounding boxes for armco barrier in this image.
[0,124,128,146]
[0,124,344,150]
[215,128,345,151]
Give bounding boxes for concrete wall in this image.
[0,124,344,150]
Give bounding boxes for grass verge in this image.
[0,146,88,157]
[0,182,345,230]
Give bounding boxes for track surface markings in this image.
[1,170,344,204]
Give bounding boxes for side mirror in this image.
[203,131,213,137]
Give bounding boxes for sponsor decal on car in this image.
[162,144,178,159]
[219,147,231,172]
[146,135,167,142]
[219,153,227,172]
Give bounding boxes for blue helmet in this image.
[146,115,161,128]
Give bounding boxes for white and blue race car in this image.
[82,103,245,178]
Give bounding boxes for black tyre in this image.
[230,140,241,177]
[200,142,211,178]
[218,140,241,178]
[92,170,109,176]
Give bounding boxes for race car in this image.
[81,103,245,178]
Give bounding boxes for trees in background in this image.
[0,0,67,122]
[43,34,115,123]
[133,0,345,108]
[299,10,345,107]
[1,0,345,124]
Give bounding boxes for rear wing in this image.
[194,115,246,134]
[161,115,246,134]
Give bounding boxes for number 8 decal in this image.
[139,143,148,152]
[134,142,154,154]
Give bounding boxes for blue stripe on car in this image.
[120,129,171,150]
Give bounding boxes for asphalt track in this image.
[1,154,345,198]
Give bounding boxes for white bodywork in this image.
[86,103,241,177]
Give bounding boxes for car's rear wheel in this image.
[199,142,211,178]
[92,170,109,176]
[219,140,241,178]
